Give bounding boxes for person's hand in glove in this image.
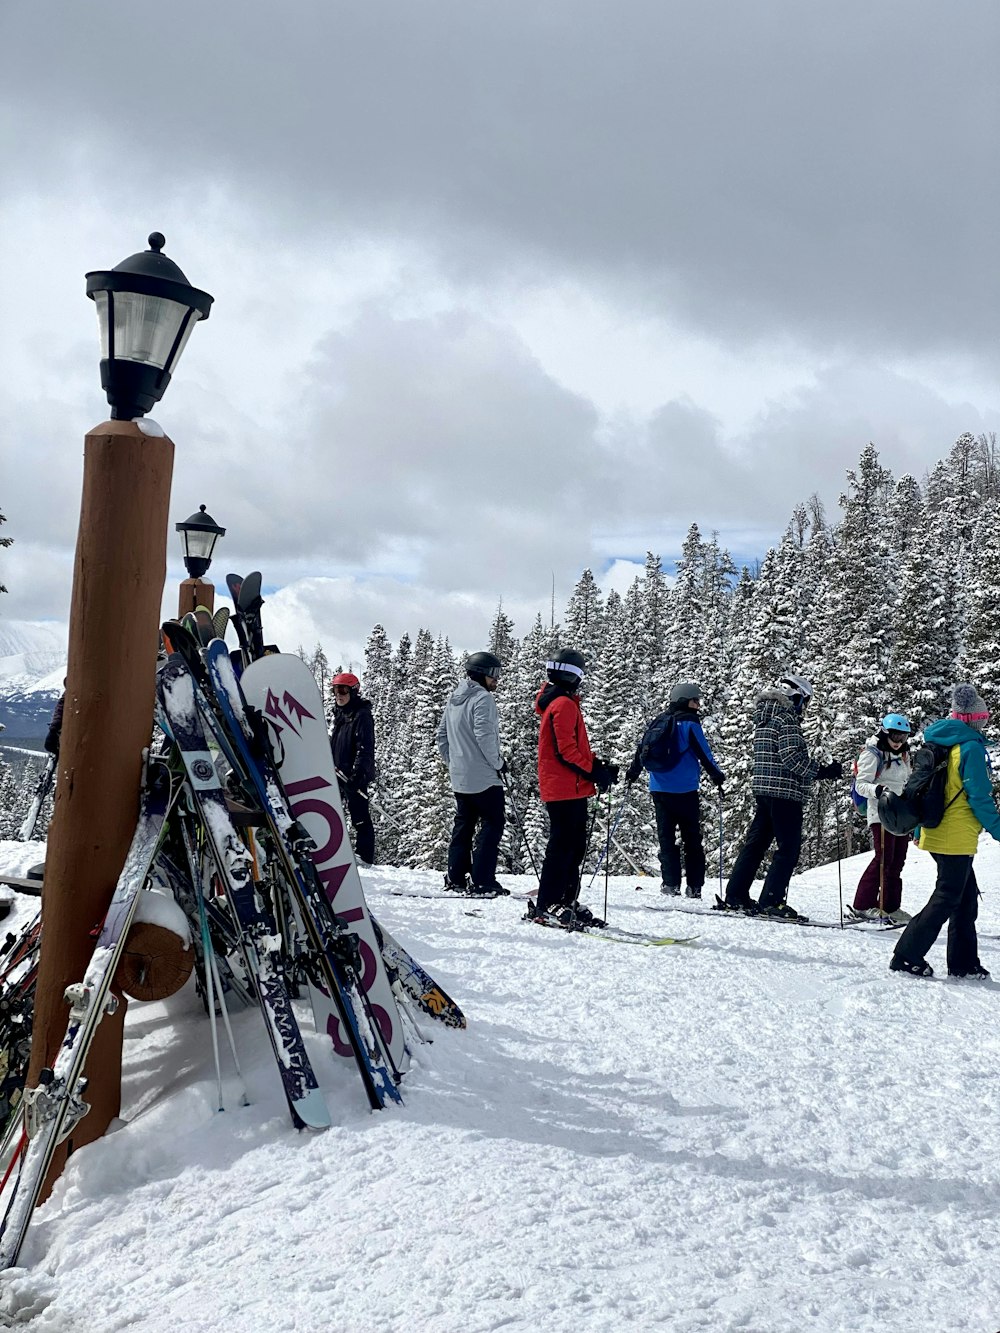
[709,768,726,788]
[624,759,642,786]
[816,760,844,780]
[590,759,620,792]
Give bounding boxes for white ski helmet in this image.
[779,673,814,706]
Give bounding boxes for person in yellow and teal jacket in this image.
[890,683,998,979]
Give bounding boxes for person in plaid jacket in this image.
[723,674,842,920]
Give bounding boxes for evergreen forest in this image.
[4,433,999,884]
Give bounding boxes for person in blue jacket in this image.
[625,681,724,898]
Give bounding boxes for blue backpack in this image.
[850,745,885,810]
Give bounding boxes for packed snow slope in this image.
[2,837,1000,1333]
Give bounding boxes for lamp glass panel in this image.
[92,291,111,358]
[111,292,192,368]
[184,528,218,562]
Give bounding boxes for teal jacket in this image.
[917,718,1000,854]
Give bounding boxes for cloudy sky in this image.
[2,1,998,666]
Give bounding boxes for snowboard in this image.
[240,654,406,1072]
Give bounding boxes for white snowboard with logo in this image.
[240,654,405,1072]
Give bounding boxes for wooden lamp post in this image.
[176,503,225,617]
[27,233,213,1196]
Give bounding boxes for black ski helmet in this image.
[466,651,502,681]
[669,681,701,705]
[546,648,586,689]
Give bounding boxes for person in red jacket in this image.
[530,649,619,928]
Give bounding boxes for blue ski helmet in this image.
[881,713,911,735]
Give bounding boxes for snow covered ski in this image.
[238,650,408,1076]
[156,654,331,1131]
[18,753,56,843]
[0,754,179,1272]
[164,625,402,1109]
[370,917,466,1029]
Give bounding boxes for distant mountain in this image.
[0,620,66,738]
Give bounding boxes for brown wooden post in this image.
[28,418,174,1198]
[177,576,215,618]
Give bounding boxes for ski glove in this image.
[624,759,642,786]
[590,759,620,793]
[498,759,509,777]
[709,768,726,788]
[816,760,844,781]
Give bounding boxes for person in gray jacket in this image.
[436,650,509,897]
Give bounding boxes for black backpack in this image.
[877,741,959,836]
[639,712,681,772]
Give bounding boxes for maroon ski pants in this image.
[853,823,909,912]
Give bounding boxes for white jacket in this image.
[854,734,911,826]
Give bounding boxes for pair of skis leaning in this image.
[158,624,403,1113]
[0,754,180,1270]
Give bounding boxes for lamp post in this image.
[85,231,213,421]
[176,504,226,616]
[27,234,213,1199]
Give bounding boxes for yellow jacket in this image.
[917,730,1000,854]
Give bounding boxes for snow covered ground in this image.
[2,836,1000,1332]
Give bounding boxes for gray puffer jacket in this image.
[436,678,503,794]
[750,688,821,803]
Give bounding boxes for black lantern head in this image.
[176,504,226,579]
[86,233,214,420]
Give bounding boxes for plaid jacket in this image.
[750,688,820,803]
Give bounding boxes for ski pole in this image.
[335,770,405,830]
[603,789,612,921]
[612,834,649,878]
[502,772,540,881]
[587,789,631,887]
[720,783,730,901]
[833,795,844,928]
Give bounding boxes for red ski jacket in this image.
[535,685,597,802]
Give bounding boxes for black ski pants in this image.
[725,794,803,908]
[345,788,375,866]
[447,785,505,888]
[537,798,590,913]
[894,854,981,974]
[652,790,705,890]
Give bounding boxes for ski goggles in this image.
[546,659,584,680]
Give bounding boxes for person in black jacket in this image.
[329,672,376,865]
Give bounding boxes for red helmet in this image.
[331,672,360,689]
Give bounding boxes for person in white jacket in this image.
[850,713,913,922]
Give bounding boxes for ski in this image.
[525,916,698,947]
[0,754,179,1271]
[369,917,466,1029]
[641,895,904,932]
[18,754,57,843]
[236,650,407,1085]
[183,633,401,1109]
[156,655,331,1131]
[384,888,511,902]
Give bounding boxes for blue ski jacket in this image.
[646,712,724,794]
